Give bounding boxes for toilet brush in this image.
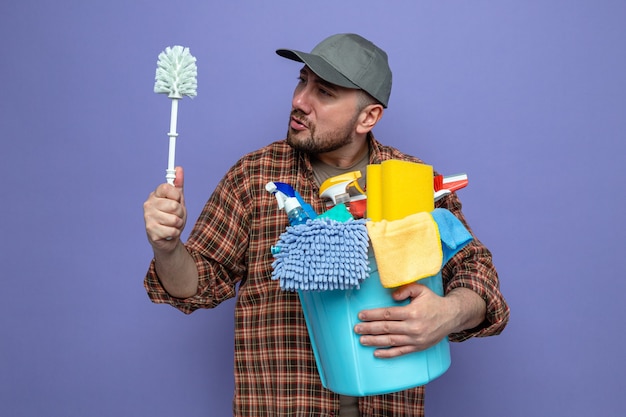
[154,45,198,184]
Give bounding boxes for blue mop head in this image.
[271,218,370,291]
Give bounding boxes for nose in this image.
[292,84,312,114]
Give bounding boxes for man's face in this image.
[286,66,361,154]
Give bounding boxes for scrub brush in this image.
[154,45,198,184]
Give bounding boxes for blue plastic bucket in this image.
[298,251,450,396]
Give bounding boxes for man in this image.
[143,33,509,417]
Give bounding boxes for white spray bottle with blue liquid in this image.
[265,181,315,226]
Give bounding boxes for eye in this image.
[318,87,332,96]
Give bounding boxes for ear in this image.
[356,104,384,135]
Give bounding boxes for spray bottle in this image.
[265,181,315,226]
[266,181,317,255]
[319,171,367,219]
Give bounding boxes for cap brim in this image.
[276,48,359,90]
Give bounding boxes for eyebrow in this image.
[300,68,339,92]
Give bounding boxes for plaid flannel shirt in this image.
[144,135,509,417]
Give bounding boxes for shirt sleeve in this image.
[144,169,249,315]
[437,193,510,341]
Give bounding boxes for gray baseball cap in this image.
[276,33,392,108]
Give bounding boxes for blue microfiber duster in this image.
[271,218,370,291]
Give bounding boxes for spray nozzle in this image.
[265,181,296,210]
[319,171,365,204]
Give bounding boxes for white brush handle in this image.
[166,98,180,185]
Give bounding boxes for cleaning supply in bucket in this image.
[366,209,474,288]
[366,159,435,221]
[271,215,370,291]
[366,211,442,288]
[434,173,469,201]
[267,182,370,291]
[319,171,367,218]
[319,171,365,205]
[296,161,462,396]
[266,181,314,226]
[266,169,474,396]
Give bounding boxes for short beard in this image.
[286,109,358,154]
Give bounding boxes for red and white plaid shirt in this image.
[144,135,509,417]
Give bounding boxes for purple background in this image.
[2,1,625,416]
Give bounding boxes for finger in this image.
[154,182,184,203]
[144,191,183,218]
[358,330,433,357]
[150,207,185,228]
[174,166,186,210]
[146,212,183,244]
[145,206,183,232]
[358,305,408,322]
[174,166,184,189]
[144,195,185,236]
[372,344,421,359]
[359,333,416,348]
[355,319,405,336]
[392,282,429,301]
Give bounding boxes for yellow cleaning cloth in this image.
[366,212,443,288]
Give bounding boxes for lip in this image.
[290,116,308,131]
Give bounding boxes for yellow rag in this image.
[366,212,443,288]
